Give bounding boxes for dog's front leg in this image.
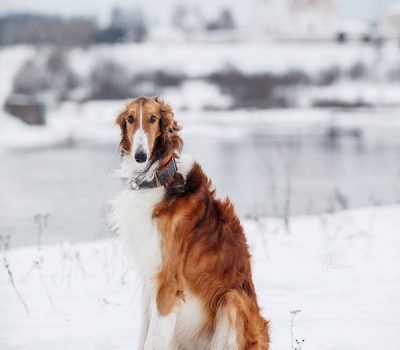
[137,281,152,350]
[143,274,182,350]
[143,298,180,350]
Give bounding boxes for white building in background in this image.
[252,0,337,41]
[380,3,400,39]
[286,0,336,40]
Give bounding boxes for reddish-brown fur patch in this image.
[153,163,269,349]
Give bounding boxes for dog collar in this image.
[129,158,178,191]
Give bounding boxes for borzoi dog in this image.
[111,97,269,349]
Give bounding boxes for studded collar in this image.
[129,157,178,190]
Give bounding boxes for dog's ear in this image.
[155,98,183,155]
[115,111,130,156]
[156,98,181,136]
[154,97,183,158]
[115,111,124,126]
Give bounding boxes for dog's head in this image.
[116,97,182,168]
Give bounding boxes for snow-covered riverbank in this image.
[2,101,400,152]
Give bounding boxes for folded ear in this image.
[115,111,130,155]
[156,97,181,135]
[115,111,125,125]
[155,97,183,155]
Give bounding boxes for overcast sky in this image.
[0,0,397,24]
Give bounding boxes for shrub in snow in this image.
[12,49,79,102]
[206,68,309,109]
[89,61,133,100]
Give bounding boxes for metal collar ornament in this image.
[129,158,178,190]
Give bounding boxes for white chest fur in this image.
[111,154,194,279]
[111,186,164,278]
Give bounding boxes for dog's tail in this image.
[210,290,270,350]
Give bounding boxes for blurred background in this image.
[1,0,400,247]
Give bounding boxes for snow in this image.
[1,205,400,349]
[0,111,69,150]
[68,41,379,77]
[0,102,121,151]
[163,80,232,111]
[303,82,400,108]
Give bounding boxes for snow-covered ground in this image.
[1,205,400,350]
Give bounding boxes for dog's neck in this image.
[117,155,178,191]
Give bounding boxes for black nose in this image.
[134,152,147,163]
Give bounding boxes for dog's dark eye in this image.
[127,115,135,123]
[149,115,157,124]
